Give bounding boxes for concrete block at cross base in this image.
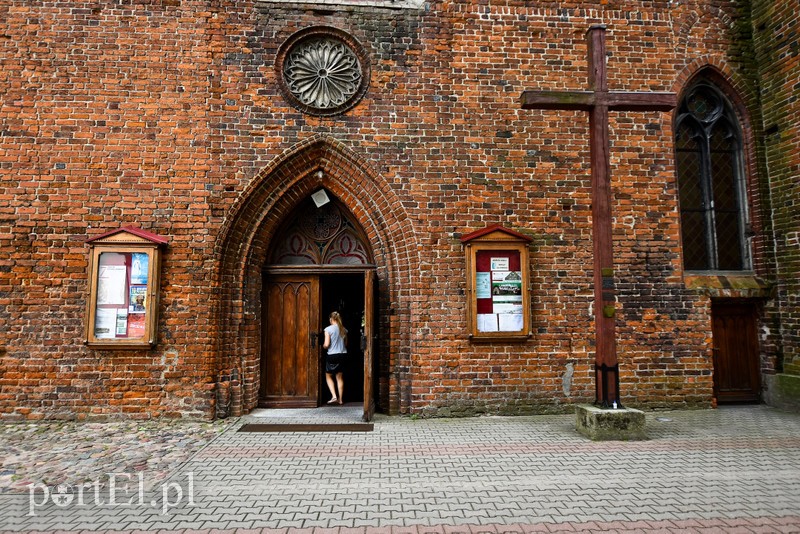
[575,404,647,441]
[764,373,800,412]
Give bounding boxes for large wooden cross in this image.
[520,25,677,407]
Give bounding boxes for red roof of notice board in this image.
[460,223,533,243]
[86,226,170,246]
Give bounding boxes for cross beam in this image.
[520,25,677,407]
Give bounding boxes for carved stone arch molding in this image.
[213,135,417,415]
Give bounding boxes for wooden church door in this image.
[711,300,761,403]
[362,269,376,421]
[260,193,376,416]
[260,275,321,408]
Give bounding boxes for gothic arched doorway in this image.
[260,192,377,419]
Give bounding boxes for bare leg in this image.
[325,373,338,403]
[336,372,344,404]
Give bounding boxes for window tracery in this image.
[268,197,372,266]
[675,81,751,271]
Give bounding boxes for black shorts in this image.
[325,353,347,374]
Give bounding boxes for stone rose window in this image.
[277,27,370,116]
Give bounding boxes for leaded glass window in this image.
[675,82,751,271]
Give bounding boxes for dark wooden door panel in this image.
[261,275,319,408]
[362,270,376,422]
[712,301,760,403]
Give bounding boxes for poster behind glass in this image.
[94,252,149,340]
[475,250,524,333]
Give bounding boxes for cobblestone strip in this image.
[0,420,234,494]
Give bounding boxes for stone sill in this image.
[255,0,425,9]
[683,272,775,298]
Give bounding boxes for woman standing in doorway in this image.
[323,311,348,405]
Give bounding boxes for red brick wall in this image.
[0,0,778,419]
[752,0,800,378]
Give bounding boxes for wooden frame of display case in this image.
[85,226,168,349]
[461,224,533,342]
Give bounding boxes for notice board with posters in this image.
[461,224,532,342]
[85,226,168,348]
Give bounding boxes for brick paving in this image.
[1,405,799,533]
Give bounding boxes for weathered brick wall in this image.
[0,0,778,419]
[752,0,800,378]
[0,0,224,419]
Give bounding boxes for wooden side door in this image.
[711,300,761,403]
[260,275,320,408]
[362,270,376,422]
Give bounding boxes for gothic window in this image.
[675,81,751,271]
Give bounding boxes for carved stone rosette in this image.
[276,27,370,116]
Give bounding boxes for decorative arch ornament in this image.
[268,196,373,266]
[276,27,371,117]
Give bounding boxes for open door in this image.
[362,270,376,421]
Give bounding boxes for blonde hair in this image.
[330,311,347,344]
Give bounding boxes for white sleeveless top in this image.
[324,324,347,354]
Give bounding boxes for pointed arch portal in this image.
[214,136,417,421]
[261,195,376,419]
